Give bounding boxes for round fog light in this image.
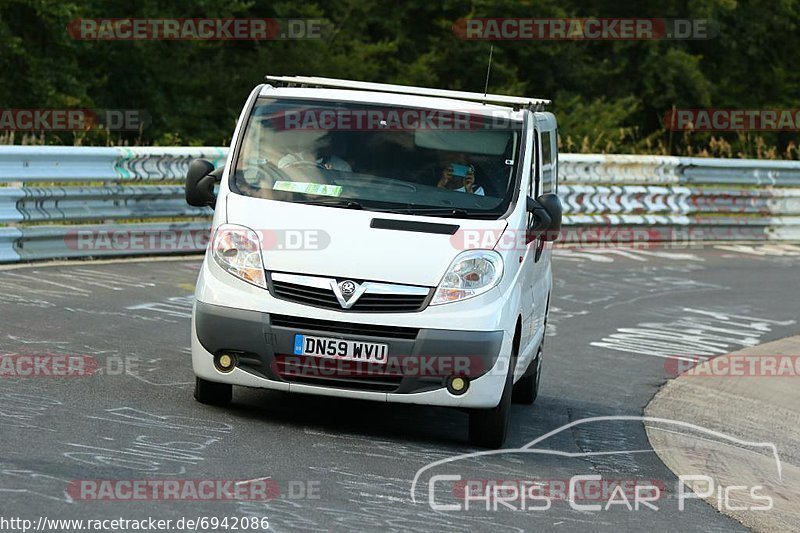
[447,376,469,395]
[215,353,236,373]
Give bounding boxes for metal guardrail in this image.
[558,154,800,242]
[0,146,227,182]
[0,146,220,262]
[1,185,199,224]
[558,154,800,186]
[0,146,798,263]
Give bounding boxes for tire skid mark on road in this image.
[124,351,194,387]
[62,407,233,477]
[6,334,70,346]
[0,405,235,505]
[2,340,191,388]
[554,248,706,264]
[86,406,232,438]
[46,268,156,291]
[0,464,76,504]
[568,417,652,475]
[0,392,62,432]
[63,306,180,323]
[304,428,465,463]
[714,243,800,257]
[0,395,75,504]
[0,292,55,308]
[0,262,196,305]
[126,295,194,319]
[300,455,594,530]
[591,307,796,361]
[0,273,89,299]
[549,255,723,338]
[236,499,326,532]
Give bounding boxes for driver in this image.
[278,150,352,172]
[277,137,352,172]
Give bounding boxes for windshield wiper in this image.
[295,201,494,218]
[297,199,364,210]
[395,207,471,217]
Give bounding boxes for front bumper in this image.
[191,301,512,408]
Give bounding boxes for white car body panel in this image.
[225,193,508,287]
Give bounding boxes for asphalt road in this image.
[1,243,798,532]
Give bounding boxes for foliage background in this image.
[1,0,798,158]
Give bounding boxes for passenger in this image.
[436,154,484,195]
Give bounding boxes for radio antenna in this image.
[483,45,494,101]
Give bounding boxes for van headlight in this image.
[211,224,267,288]
[431,250,504,305]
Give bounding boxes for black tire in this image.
[193,376,232,406]
[468,353,514,449]
[512,346,541,405]
[514,302,548,405]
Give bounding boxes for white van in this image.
[186,76,562,448]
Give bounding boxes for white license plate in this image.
[293,334,388,364]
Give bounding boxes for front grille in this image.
[271,279,430,313]
[272,280,340,308]
[272,355,403,392]
[351,293,430,312]
[270,314,419,340]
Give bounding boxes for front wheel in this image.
[468,356,514,448]
[194,376,232,406]
[512,345,542,405]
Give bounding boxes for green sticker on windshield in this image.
[273,181,343,197]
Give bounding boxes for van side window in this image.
[541,131,555,193]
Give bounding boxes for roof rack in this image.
[264,75,550,111]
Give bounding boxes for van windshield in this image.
[231,98,523,219]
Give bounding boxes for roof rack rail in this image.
[264,75,551,111]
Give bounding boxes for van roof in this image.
[262,76,550,111]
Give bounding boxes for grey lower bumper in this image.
[195,301,503,394]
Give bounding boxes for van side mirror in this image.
[526,193,562,243]
[185,159,222,208]
[536,193,562,241]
